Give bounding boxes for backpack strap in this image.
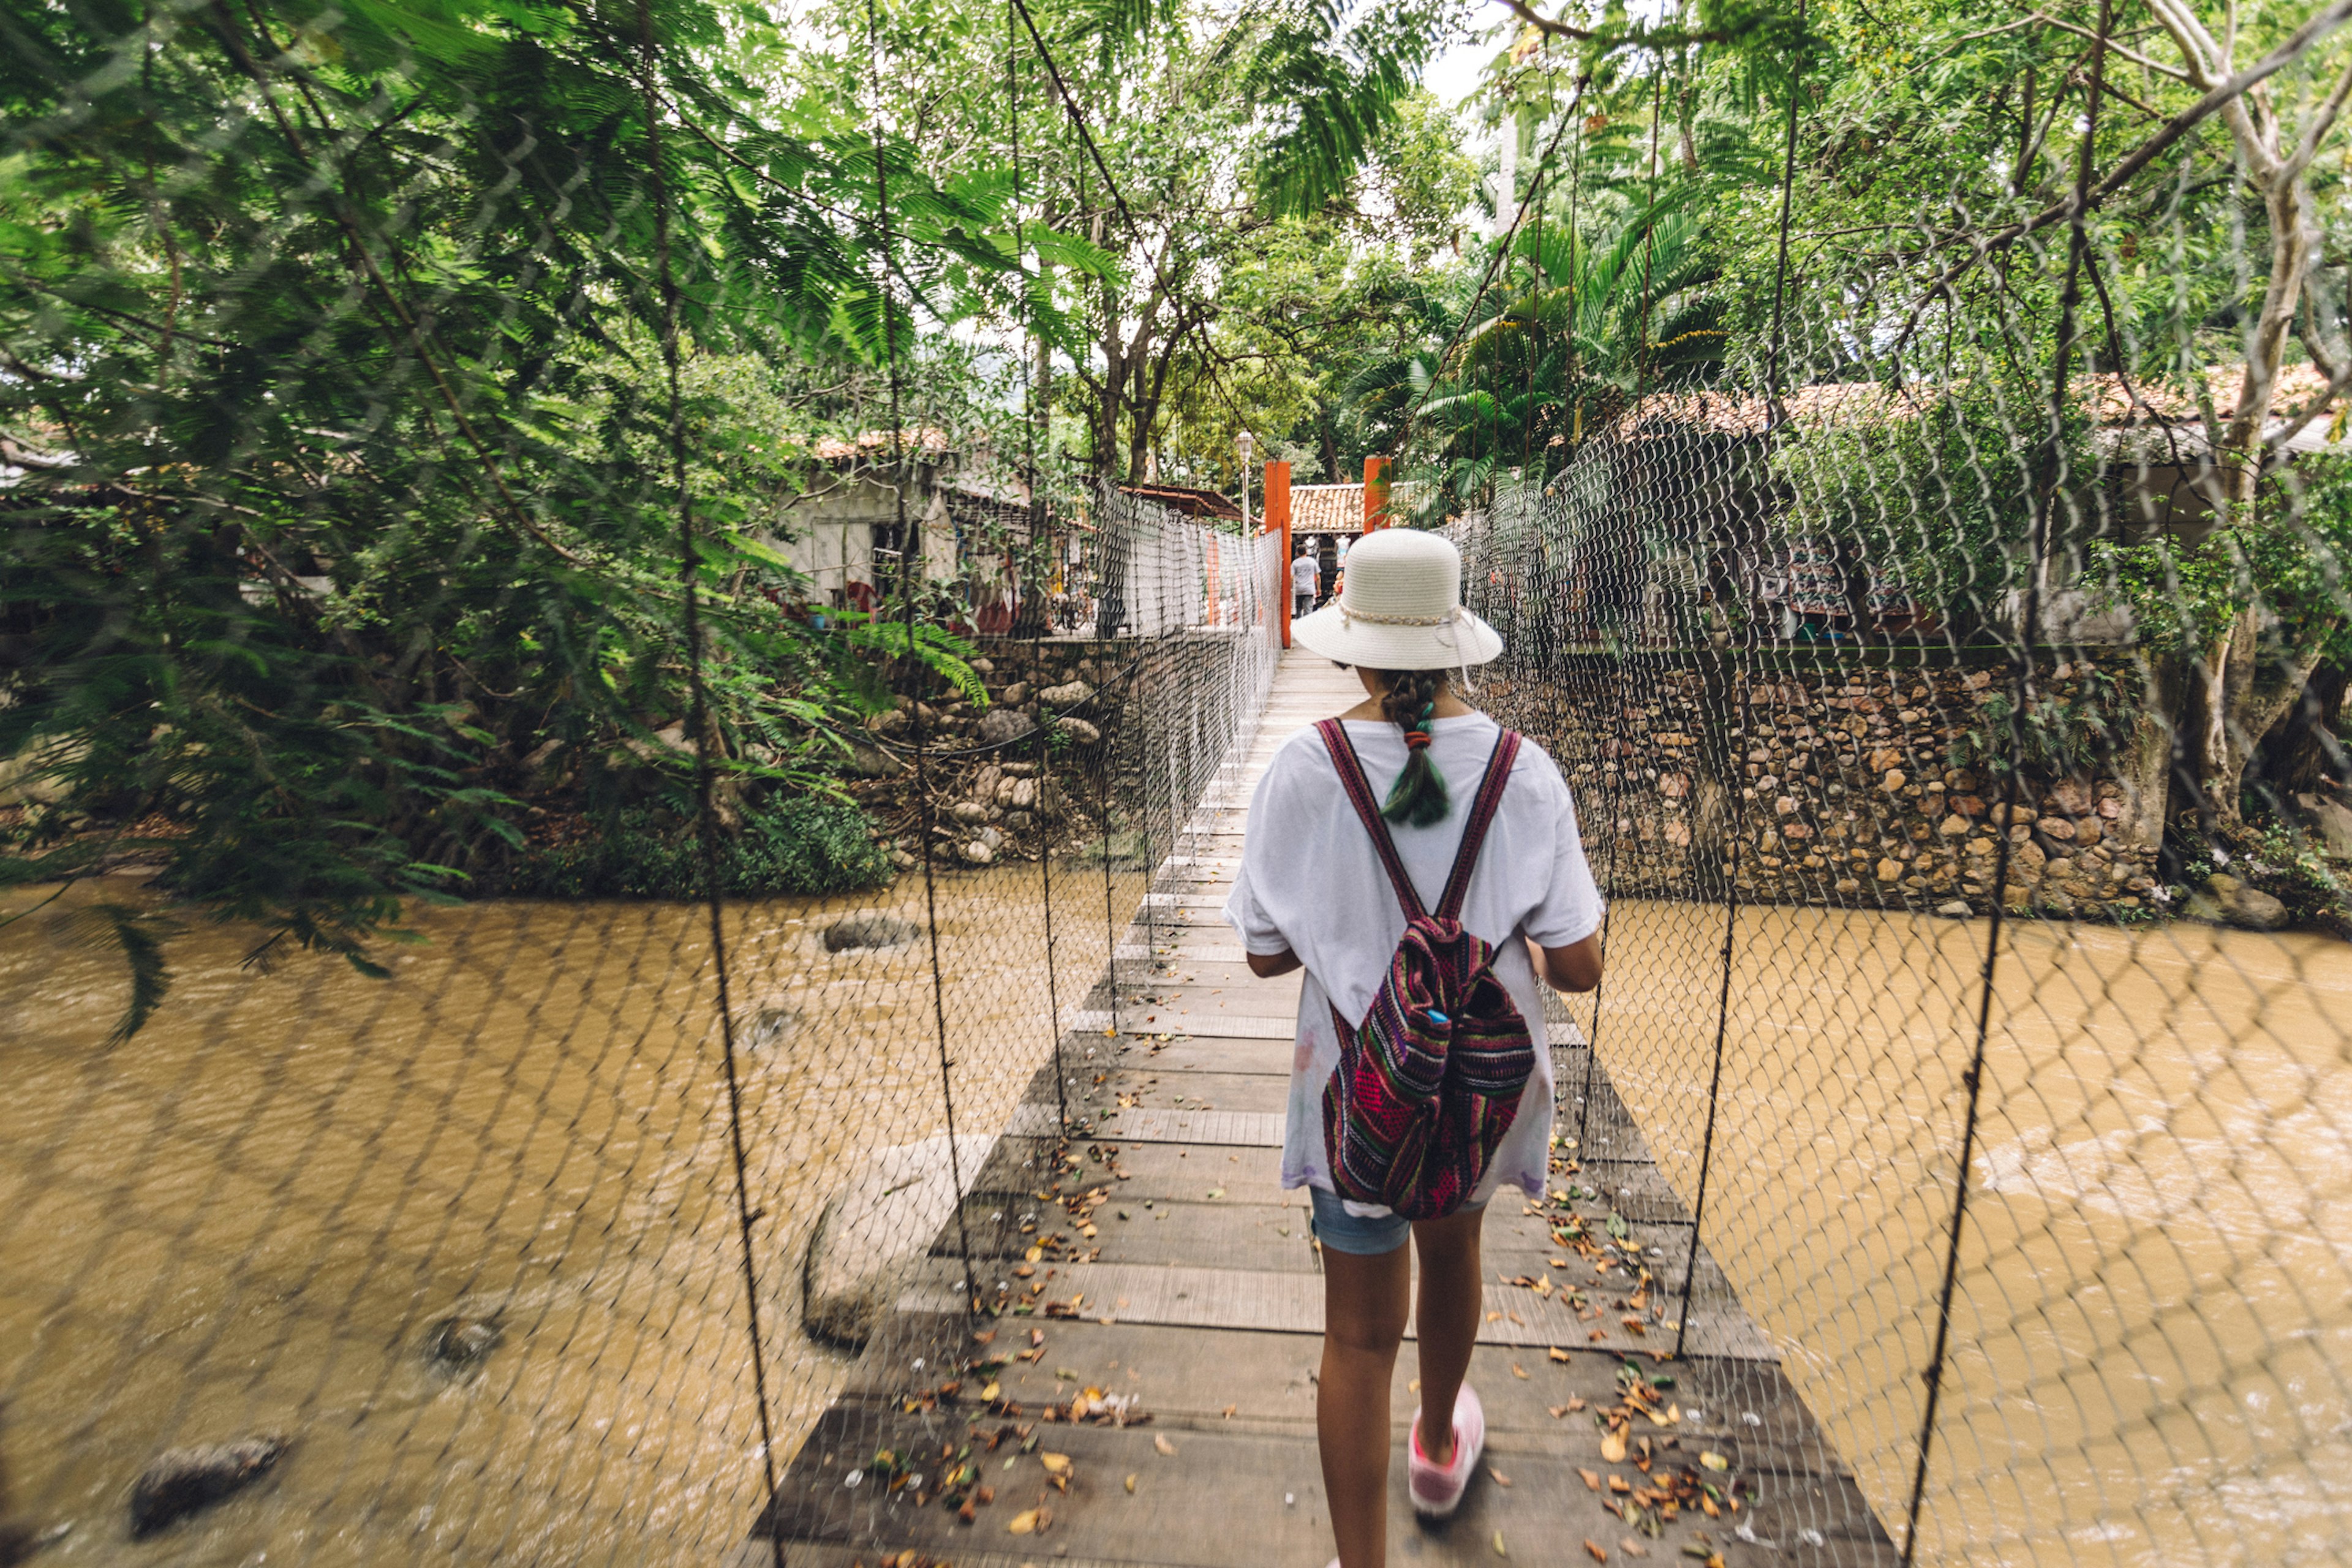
[1314,718,1427,922]
[1433,729,1521,921]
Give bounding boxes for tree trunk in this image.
[2198,610,2330,831]
[2117,652,2186,852]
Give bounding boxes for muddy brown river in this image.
[0,864,1140,1565]
[1575,902,2352,1568]
[2,881,2345,1566]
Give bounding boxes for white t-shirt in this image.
[1223,713,1604,1208]
[1291,554,1319,593]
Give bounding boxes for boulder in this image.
[2296,793,2352,859]
[823,914,923,952]
[2198,875,2289,931]
[845,744,904,778]
[949,800,992,826]
[960,840,995,865]
[739,1005,799,1050]
[425,1314,503,1371]
[869,707,911,738]
[1056,717,1102,746]
[129,1437,288,1538]
[1039,680,1094,709]
[1001,681,1031,706]
[804,1134,999,1348]
[978,708,1036,747]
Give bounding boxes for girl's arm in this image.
[1528,932,1604,993]
[1246,948,1302,978]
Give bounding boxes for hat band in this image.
[1338,603,1461,627]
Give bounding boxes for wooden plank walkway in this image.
[747,650,1899,1568]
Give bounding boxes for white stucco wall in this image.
[771,468,958,603]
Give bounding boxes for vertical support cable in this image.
[1008,4,1068,1133]
[1674,0,1800,1361]
[631,10,783,1559]
[1579,74,1666,1155]
[1900,3,2110,1558]
[868,0,977,1314]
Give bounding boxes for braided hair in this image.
[1373,666,1451,827]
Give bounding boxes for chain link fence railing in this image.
[1422,28,2352,1548]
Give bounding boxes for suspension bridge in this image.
[744,648,1894,1568]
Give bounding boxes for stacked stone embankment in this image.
[838,639,1150,869]
[1483,654,2162,919]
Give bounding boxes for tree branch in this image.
[1891,0,2352,352]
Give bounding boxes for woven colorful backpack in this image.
[1315,720,1537,1220]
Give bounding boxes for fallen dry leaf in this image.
[1124,1473,1137,1494]
[1549,1347,1570,1363]
[1039,1453,1071,1477]
[1221,1404,1237,1418]
[1600,1428,1628,1463]
[1585,1540,1608,1562]
[1488,1466,1513,1487]
[1700,1450,1730,1471]
[1493,1528,1509,1557]
[1578,1468,1601,1490]
[1618,1539,1648,1558]
[1511,1363,1529,1379]
[1008,1510,1039,1536]
[1608,1475,1631,1494]
[1153,1434,1177,1457]
[981,1381,1001,1401]
[1567,1396,1588,1412]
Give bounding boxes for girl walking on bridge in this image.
[1223,529,1606,1568]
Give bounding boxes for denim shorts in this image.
[1307,1185,1487,1256]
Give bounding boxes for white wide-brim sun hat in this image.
[1292,527,1503,671]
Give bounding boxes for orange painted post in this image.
[1265,460,1292,649]
[1363,455,1390,532]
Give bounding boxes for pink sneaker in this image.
[1406,1383,1485,1518]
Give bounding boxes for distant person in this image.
[1293,545,1320,618]
[1224,529,1605,1568]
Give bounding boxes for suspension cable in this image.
[631,5,785,1559]
[867,0,979,1317]
[1901,1,2113,1558]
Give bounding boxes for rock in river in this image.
[129,1436,288,1538]
[2195,874,2288,931]
[426,1314,503,1371]
[804,1134,998,1347]
[823,914,923,952]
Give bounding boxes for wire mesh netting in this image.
[1412,14,2352,1551]
[7,0,2352,1565]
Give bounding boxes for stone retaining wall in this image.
[1480,652,2162,918]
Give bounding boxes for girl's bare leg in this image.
[1318,1242,1411,1568]
[1407,1206,1487,1463]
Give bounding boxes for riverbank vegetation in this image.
[6,0,2352,1019]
